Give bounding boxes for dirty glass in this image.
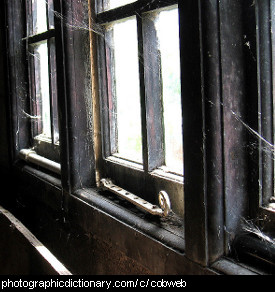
[156,7,183,174]
[33,41,52,138]
[31,0,48,35]
[104,0,136,11]
[110,17,143,163]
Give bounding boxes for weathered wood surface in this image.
[0,206,71,275]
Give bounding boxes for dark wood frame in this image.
[236,0,275,232]
[25,0,60,161]
[249,0,275,231]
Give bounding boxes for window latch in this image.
[100,179,171,217]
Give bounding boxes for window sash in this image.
[95,0,184,216]
[25,0,60,162]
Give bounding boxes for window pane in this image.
[110,17,143,163]
[157,8,183,174]
[103,0,136,11]
[32,0,48,35]
[33,41,51,138]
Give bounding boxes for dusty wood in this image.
[0,205,71,275]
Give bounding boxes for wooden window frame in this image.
[5,0,66,174]
[25,0,60,162]
[93,0,184,217]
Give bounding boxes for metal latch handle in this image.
[100,179,171,217]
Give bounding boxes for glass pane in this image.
[110,17,142,163]
[156,8,183,174]
[32,0,48,35]
[33,41,52,138]
[104,0,136,11]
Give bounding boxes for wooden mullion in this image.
[52,0,71,189]
[220,0,250,253]
[60,0,96,192]
[180,0,208,266]
[104,28,118,156]
[200,0,225,264]
[136,15,149,172]
[97,30,112,158]
[141,12,165,171]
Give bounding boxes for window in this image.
[94,0,184,216]
[4,0,275,274]
[24,0,60,163]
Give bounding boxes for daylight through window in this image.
[96,0,183,213]
[26,0,60,161]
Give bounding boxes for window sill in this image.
[10,164,266,275]
[71,188,261,275]
[73,187,185,253]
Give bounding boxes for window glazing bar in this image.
[22,29,55,44]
